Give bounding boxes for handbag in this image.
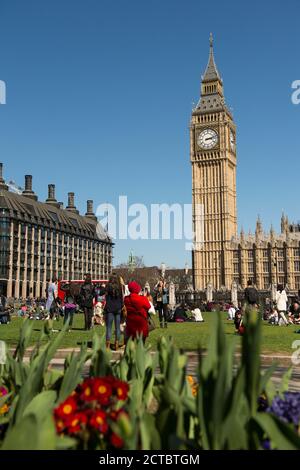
[148,314,156,332]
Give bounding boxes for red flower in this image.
[109,408,128,422]
[92,378,112,405]
[110,432,124,448]
[116,382,129,401]
[55,419,65,433]
[55,397,78,420]
[89,410,109,434]
[79,378,95,402]
[66,412,87,435]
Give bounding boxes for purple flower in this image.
[267,392,300,427]
[261,439,271,450]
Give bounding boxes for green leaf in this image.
[57,345,90,404]
[255,413,300,450]
[1,412,56,450]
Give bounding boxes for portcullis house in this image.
[0,164,113,298]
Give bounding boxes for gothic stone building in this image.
[0,164,113,298]
[191,35,300,293]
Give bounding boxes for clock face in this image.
[230,130,235,150]
[197,128,218,150]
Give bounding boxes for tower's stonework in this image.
[191,35,237,290]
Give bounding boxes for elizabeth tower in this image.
[191,35,237,290]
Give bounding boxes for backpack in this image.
[247,287,258,304]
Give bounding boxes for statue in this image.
[169,282,176,309]
[231,280,238,308]
[206,282,213,303]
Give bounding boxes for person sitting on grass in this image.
[268,307,279,325]
[173,302,188,322]
[191,307,204,322]
[234,309,244,334]
[288,301,300,325]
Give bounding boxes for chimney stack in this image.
[0,163,8,190]
[46,184,60,207]
[66,192,79,214]
[22,174,37,200]
[85,200,97,221]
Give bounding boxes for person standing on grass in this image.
[275,284,289,325]
[244,279,259,308]
[154,279,169,328]
[45,276,59,332]
[80,273,96,330]
[103,274,124,351]
[124,281,151,343]
[62,282,77,332]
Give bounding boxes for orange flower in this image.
[0,403,9,415]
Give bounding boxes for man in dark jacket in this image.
[244,280,259,307]
[80,273,95,330]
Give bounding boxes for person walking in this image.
[80,273,95,330]
[124,281,151,342]
[154,280,169,328]
[103,274,124,350]
[275,284,289,326]
[45,277,58,332]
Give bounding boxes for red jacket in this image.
[124,293,151,339]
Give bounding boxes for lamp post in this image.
[184,262,189,276]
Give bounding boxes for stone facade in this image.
[191,36,300,293]
[0,164,113,298]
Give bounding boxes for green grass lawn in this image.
[0,312,299,354]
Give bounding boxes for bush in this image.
[0,309,300,450]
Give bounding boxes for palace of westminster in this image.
[191,35,300,293]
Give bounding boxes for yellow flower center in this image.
[96,416,104,425]
[63,404,73,415]
[71,418,79,427]
[84,387,91,396]
[98,385,107,394]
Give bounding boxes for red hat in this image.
[128,281,141,294]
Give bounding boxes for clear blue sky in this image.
[0,0,299,268]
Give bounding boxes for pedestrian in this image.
[124,281,151,342]
[275,284,289,326]
[244,279,259,307]
[62,282,77,332]
[45,277,59,332]
[154,279,169,328]
[103,274,124,350]
[144,287,155,314]
[80,273,96,330]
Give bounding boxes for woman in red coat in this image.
[124,281,151,341]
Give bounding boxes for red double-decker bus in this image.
[57,279,108,303]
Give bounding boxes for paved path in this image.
[18,348,300,391]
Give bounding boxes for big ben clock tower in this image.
[191,34,237,290]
